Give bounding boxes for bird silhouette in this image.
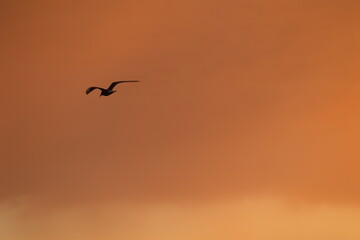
[86,80,139,97]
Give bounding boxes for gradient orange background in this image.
[1,0,360,239]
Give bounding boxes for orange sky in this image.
[1,0,360,239]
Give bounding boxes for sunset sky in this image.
[1,0,360,239]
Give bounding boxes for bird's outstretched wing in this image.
[86,87,105,95]
[108,80,140,90]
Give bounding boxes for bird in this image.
[86,80,139,97]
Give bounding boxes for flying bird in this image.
[86,80,139,97]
